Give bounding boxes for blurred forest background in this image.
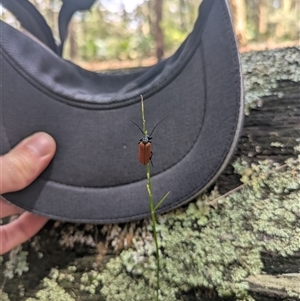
[1,0,299,70]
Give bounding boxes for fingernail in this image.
[24,133,54,157]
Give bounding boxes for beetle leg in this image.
[150,151,154,167]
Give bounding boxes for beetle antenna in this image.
[129,120,145,135]
[149,116,168,136]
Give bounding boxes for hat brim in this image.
[1,0,244,223]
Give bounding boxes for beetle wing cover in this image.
[138,142,151,165]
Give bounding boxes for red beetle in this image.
[130,117,167,166]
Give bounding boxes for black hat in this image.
[0,0,244,224]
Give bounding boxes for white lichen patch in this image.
[98,154,300,301]
[2,246,29,279]
[0,290,10,301]
[25,278,75,301]
[56,223,96,249]
[242,47,300,112]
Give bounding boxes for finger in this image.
[0,132,56,194]
[0,212,49,255]
[0,198,24,218]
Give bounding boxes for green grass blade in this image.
[154,191,170,212]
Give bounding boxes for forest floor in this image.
[76,40,299,72]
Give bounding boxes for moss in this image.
[98,153,300,301]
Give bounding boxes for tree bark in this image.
[217,80,300,194]
[248,272,300,301]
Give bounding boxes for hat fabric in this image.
[0,0,244,223]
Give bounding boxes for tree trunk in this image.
[229,0,247,46]
[258,0,267,34]
[68,20,77,60]
[179,0,187,30]
[147,0,154,38]
[275,0,293,38]
[153,0,164,61]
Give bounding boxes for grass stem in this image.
[139,95,169,301]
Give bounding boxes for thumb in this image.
[0,132,56,194]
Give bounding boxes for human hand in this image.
[0,132,56,255]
